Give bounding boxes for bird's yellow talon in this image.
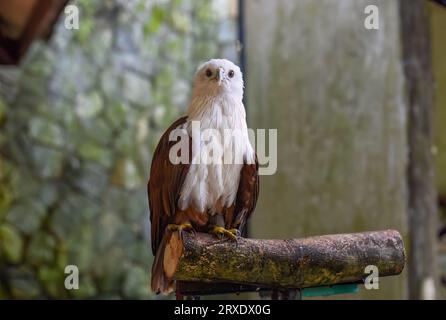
[167,223,193,232]
[228,228,238,235]
[212,226,225,234]
[211,226,237,240]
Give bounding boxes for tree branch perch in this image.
[174,230,405,291]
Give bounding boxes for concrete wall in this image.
[245,0,407,299]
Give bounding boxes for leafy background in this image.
[0,0,239,298]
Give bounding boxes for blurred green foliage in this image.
[0,0,237,299]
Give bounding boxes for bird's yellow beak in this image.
[216,67,224,86]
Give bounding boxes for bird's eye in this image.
[205,68,213,78]
[228,70,235,78]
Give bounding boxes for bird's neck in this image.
[186,94,246,130]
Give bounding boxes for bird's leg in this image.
[167,222,195,238]
[209,214,237,240]
[231,210,247,237]
[167,223,193,232]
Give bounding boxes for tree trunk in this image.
[399,0,439,300]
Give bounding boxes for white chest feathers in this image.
[178,95,255,214]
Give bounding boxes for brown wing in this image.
[148,116,190,255]
[233,155,259,237]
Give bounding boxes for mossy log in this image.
[174,230,405,290]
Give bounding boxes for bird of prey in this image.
[148,59,259,294]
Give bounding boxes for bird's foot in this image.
[211,226,238,240]
[167,223,195,235]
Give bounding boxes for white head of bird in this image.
[187,59,246,124]
[191,59,244,101]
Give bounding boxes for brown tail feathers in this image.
[151,231,184,295]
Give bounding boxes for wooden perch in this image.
[174,230,405,291]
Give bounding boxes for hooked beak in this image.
[216,67,224,86]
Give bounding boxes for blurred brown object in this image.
[439,194,446,288]
[0,0,68,65]
[439,194,446,209]
[431,0,446,8]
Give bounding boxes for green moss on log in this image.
[175,230,405,289]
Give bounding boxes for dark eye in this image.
[228,70,235,78]
[205,68,213,78]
